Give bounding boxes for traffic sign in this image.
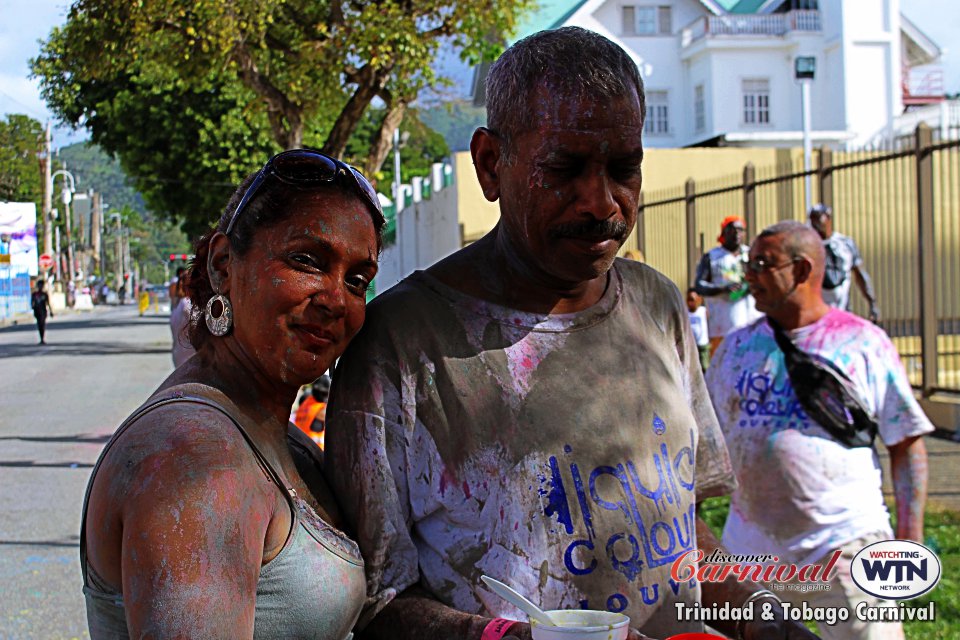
[39,254,55,270]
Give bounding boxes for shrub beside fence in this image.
[626,124,960,395]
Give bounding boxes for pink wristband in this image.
[482,617,519,640]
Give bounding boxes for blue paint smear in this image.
[543,456,574,534]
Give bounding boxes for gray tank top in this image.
[80,389,365,639]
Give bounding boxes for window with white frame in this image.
[645,90,670,135]
[694,84,705,132]
[742,78,770,125]
[623,5,672,36]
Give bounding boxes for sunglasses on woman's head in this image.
[224,149,383,236]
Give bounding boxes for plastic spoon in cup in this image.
[481,575,557,627]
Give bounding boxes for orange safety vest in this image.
[294,397,326,448]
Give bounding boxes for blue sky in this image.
[1,0,957,150]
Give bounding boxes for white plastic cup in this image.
[530,609,630,640]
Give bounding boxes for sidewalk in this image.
[879,428,960,511]
[0,303,115,329]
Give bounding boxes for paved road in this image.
[0,305,174,639]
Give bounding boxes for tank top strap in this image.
[79,384,296,588]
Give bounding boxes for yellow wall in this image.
[455,152,501,244]
[454,147,805,247]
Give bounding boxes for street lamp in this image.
[51,168,76,283]
[795,56,816,210]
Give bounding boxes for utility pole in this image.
[41,123,53,257]
[795,56,816,210]
[114,214,123,295]
[393,128,402,211]
[91,191,102,276]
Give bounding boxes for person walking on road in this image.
[30,279,54,344]
[808,203,879,322]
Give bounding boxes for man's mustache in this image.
[549,218,629,242]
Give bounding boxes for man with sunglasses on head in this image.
[694,216,762,356]
[705,220,932,640]
[327,27,817,640]
[808,204,879,323]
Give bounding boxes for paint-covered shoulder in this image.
[615,258,683,303]
[97,403,270,502]
[718,317,770,358]
[821,308,880,341]
[361,274,436,336]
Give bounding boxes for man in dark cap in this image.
[808,204,879,322]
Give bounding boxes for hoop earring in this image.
[205,293,233,336]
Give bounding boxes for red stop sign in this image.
[38,254,54,270]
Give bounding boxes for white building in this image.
[474,0,949,149]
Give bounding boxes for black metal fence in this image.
[627,124,960,395]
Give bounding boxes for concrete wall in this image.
[839,0,902,146]
[375,163,461,294]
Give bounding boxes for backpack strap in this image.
[768,318,878,448]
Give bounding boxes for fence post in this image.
[636,192,647,259]
[743,162,757,238]
[685,179,698,287]
[915,123,937,396]
[818,146,833,210]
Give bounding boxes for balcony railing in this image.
[903,65,945,105]
[681,10,821,46]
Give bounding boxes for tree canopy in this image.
[0,114,44,204]
[32,0,532,236]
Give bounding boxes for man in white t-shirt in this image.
[694,215,761,355]
[706,220,932,640]
[808,204,879,322]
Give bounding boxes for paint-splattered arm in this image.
[888,435,927,542]
[695,516,821,640]
[852,266,878,322]
[116,411,274,638]
[357,587,521,640]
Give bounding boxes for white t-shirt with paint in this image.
[688,307,709,347]
[696,246,762,339]
[705,309,933,566]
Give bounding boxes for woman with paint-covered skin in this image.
[79,150,384,639]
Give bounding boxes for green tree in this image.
[419,99,487,152]
[345,107,450,191]
[0,114,44,203]
[32,0,533,234]
[58,142,147,214]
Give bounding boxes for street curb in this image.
[0,304,112,329]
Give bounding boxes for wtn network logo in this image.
[851,540,941,600]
